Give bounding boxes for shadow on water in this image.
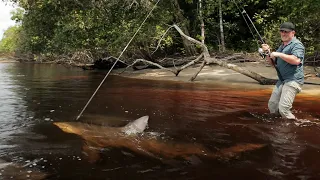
[0,63,320,179]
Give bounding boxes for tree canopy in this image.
[0,0,319,60]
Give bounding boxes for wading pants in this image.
[268,81,302,119]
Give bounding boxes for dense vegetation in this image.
[0,0,319,62]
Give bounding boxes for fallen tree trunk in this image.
[120,58,179,75]
[205,56,277,84]
[172,24,277,85]
[118,53,204,76]
[121,24,278,85]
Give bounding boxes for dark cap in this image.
[280,22,295,31]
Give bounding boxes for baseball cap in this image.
[280,22,295,31]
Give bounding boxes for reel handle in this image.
[258,48,269,58]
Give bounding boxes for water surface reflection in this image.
[0,62,320,179]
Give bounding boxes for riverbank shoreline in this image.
[114,61,320,96]
[0,57,17,63]
[2,56,320,96]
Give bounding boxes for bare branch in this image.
[176,53,204,75]
[151,25,174,55]
[190,60,206,81]
[118,59,178,75]
[106,56,130,66]
[172,24,210,58]
[172,24,276,84]
[120,24,281,85]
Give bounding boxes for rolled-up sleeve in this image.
[291,42,305,63]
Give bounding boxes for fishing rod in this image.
[232,0,267,56]
[75,0,161,120]
[240,9,267,57]
[232,0,284,82]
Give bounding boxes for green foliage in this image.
[10,7,24,23]
[2,0,320,59]
[4,0,178,59]
[255,0,320,54]
[0,25,22,52]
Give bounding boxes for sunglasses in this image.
[280,30,292,33]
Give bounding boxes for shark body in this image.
[54,116,265,162]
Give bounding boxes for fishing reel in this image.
[258,48,269,59]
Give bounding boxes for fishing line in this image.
[231,0,284,81]
[76,0,161,120]
[232,0,259,48]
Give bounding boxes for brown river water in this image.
[0,62,320,180]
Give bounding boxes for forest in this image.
[0,0,319,65]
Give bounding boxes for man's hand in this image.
[261,44,281,59]
[261,44,270,52]
[270,52,281,59]
[261,44,301,65]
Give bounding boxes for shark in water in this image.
[54,115,266,163]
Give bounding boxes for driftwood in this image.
[120,24,280,85]
[305,51,320,65]
[120,58,179,75]
[304,51,320,78]
[119,53,204,76]
[215,54,257,63]
[172,24,277,85]
[132,57,192,70]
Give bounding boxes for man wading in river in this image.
[261,22,305,120]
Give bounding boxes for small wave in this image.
[294,119,320,127]
[0,145,17,150]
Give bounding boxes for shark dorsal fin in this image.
[122,116,149,135]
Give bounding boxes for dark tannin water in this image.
[0,63,319,180]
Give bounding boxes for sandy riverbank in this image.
[0,58,17,63]
[115,61,320,96]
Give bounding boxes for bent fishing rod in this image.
[232,0,284,82]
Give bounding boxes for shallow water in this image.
[0,62,320,179]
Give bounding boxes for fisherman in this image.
[261,22,305,120]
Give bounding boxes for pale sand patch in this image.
[199,69,239,76]
[0,56,17,63]
[301,89,320,96]
[0,60,17,63]
[115,62,320,97]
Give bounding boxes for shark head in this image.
[54,122,82,135]
[122,115,149,135]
